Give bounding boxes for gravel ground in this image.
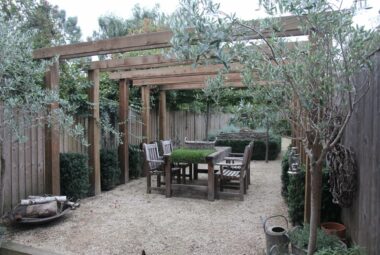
[5,143,289,255]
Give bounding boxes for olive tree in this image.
[169,0,379,253]
[0,15,85,215]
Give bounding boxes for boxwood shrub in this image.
[215,137,281,160]
[60,153,90,199]
[100,149,120,191]
[283,153,341,225]
[129,144,143,179]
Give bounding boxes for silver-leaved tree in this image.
[169,0,379,253]
[0,15,85,215]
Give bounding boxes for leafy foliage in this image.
[100,149,120,191]
[286,167,341,225]
[171,148,216,163]
[60,153,90,199]
[215,138,281,160]
[315,246,366,255]
[129,144,143,179]
[288,224,341,251]
[281,147,290,199]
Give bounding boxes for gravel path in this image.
[5,152,288,255]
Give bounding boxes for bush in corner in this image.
[129,144,143,179]
[60,153,90,199]
[100,149,120,190]
[215,137,281,160]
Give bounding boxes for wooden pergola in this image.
[33,15,308,198]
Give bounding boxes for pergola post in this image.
[159,90,167,141]
[88,69,101,195]
[118,78,130,184]
[44,61,60,195]
[141,86,151,144]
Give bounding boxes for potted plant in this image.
[288,225,345,255]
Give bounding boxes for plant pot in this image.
[321,222,346,240]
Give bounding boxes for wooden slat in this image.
[118,79,130,184]
[159,81,246,90]
[88,69,101,195]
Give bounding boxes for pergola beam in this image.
[89,55,187,71]
[109,63,242,80]
[33,15,307,60]
[159,81,247,91]
[133,72,243,86]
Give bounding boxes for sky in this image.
[47,0,380,40]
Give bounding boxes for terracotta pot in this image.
[321,222,346,240]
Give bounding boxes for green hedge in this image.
[215,138,281,160]
[282,153,341,225]
[281,147,290,199]
[100,149,120,191]
[129,144,143,179]
[60,153,90,199]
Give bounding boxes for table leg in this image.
[165,157,171,197]
[208,162,215,201]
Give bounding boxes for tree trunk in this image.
[265,125,269,163]
[307,160,323,255]
[205,101,210,140]
[0,141,4,216]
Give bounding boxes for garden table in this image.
[163,146,231,201]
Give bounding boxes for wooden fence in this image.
[341,50,380,254]
[0,109,232,214]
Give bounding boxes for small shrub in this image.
[288,224,341,251]
[129,144,143,178]
[315,246,366,255]
[100,149,120,191]
[60,153,90,199]
[281,147,290,200]
[215,138,281,160]
[286,167,341,225]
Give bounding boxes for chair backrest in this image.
[241,145,251,173]
[160,140,173,155]
[143,142,162,171]
[248,140,254,162]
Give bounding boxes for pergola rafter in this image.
[33,14,309,200]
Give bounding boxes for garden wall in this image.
[341,49,380,255]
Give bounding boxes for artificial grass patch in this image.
[171,148,216,163]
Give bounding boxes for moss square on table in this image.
[170,148,216,163]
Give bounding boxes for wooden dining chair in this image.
[143,142,181,194]
[223,140,254,186]
[215,145,250,201]
[160,140,193,183]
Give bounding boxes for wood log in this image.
[21,196,66,205]
[25,201,58,218]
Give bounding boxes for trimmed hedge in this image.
[215,138,281,160]
[60,153,90,199]
[100,149,120,191]
[282,153,341,225]
[129,144,143,179]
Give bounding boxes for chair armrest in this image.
[229,153,244,157]
[224,156,243,161]
[147,159,165,164]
